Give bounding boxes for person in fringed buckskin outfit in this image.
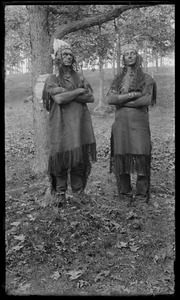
[42,39,96,208]
[107,41,156,204]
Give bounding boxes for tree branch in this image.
[50,4,157,53]
[47,5,70,15]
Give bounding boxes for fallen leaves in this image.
[151,137,175,175]
[131,220,142,230]
[50,271,61,280]
[129,244,140,252]
[115,238,141,253]
[94,270,110,282]
[14,234,25,242]
[66,269,84,281]
[15,283,31,294]
[10,221,21,227]
[8,244,24,253]
[77,279,89,289]
[126,211,138,220]
[116,241,128,249]
[7,233,26,255]
[27,214,36,221]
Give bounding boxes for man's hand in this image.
[128,92,142,99]
[51,86,67,95]
[77,88,86,95]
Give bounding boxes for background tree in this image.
[118,5,175,71]
[26,5,52,172]
[5,5,30,74]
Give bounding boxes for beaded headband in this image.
[122,41,138,54]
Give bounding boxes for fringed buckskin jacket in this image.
[108,69,156,179]
[42,71,96,192]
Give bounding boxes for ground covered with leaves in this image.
[5,68,175,295]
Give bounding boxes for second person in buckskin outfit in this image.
[107,41,156,204]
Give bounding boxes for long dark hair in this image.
[110,53,145,93]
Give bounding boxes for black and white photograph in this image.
[4,2,175,296]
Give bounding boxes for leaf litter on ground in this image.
[66,269,85,281]
[94,270,110,282]
[50,271,61,280]
[14,234,25,242]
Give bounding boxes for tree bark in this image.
[104,59,108,69]
[99,55,104,107]
[26,57,28,73]
[114,18,121,75]
[155,52,159,71]
[143,40,147,73]
[112,60,115,77]
[27,5,52,173]
[116,32,121,74]
[112,45,116,77]
[94,25,105,112]
[160,55,163,67]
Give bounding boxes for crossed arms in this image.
[52,87,94,105]
[47,74,153,107]
[107,76,153,108]
[49,76,94,105]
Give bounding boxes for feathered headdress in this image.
[51,39,73,60]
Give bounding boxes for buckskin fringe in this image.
[48,143,96,175]
[110,154,151,176]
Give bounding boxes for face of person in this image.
[61,49,73,66]
[124,49,137,66]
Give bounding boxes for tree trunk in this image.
[116,32,121,74]
[104,58,108,69]
[147,47,150,68]
[27,5,53,174]
[79,62,83,75]
[155,53,159,71]
[94,54,109,114]
[114,18,121,75]
[26,57,28,73]
[152,53,155,68]
[160,55,163,67]
[143,40,147,73]
[27,57,29,73]
[150,48,153,68]
[99,55,104,107]
[112,46,116,77]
